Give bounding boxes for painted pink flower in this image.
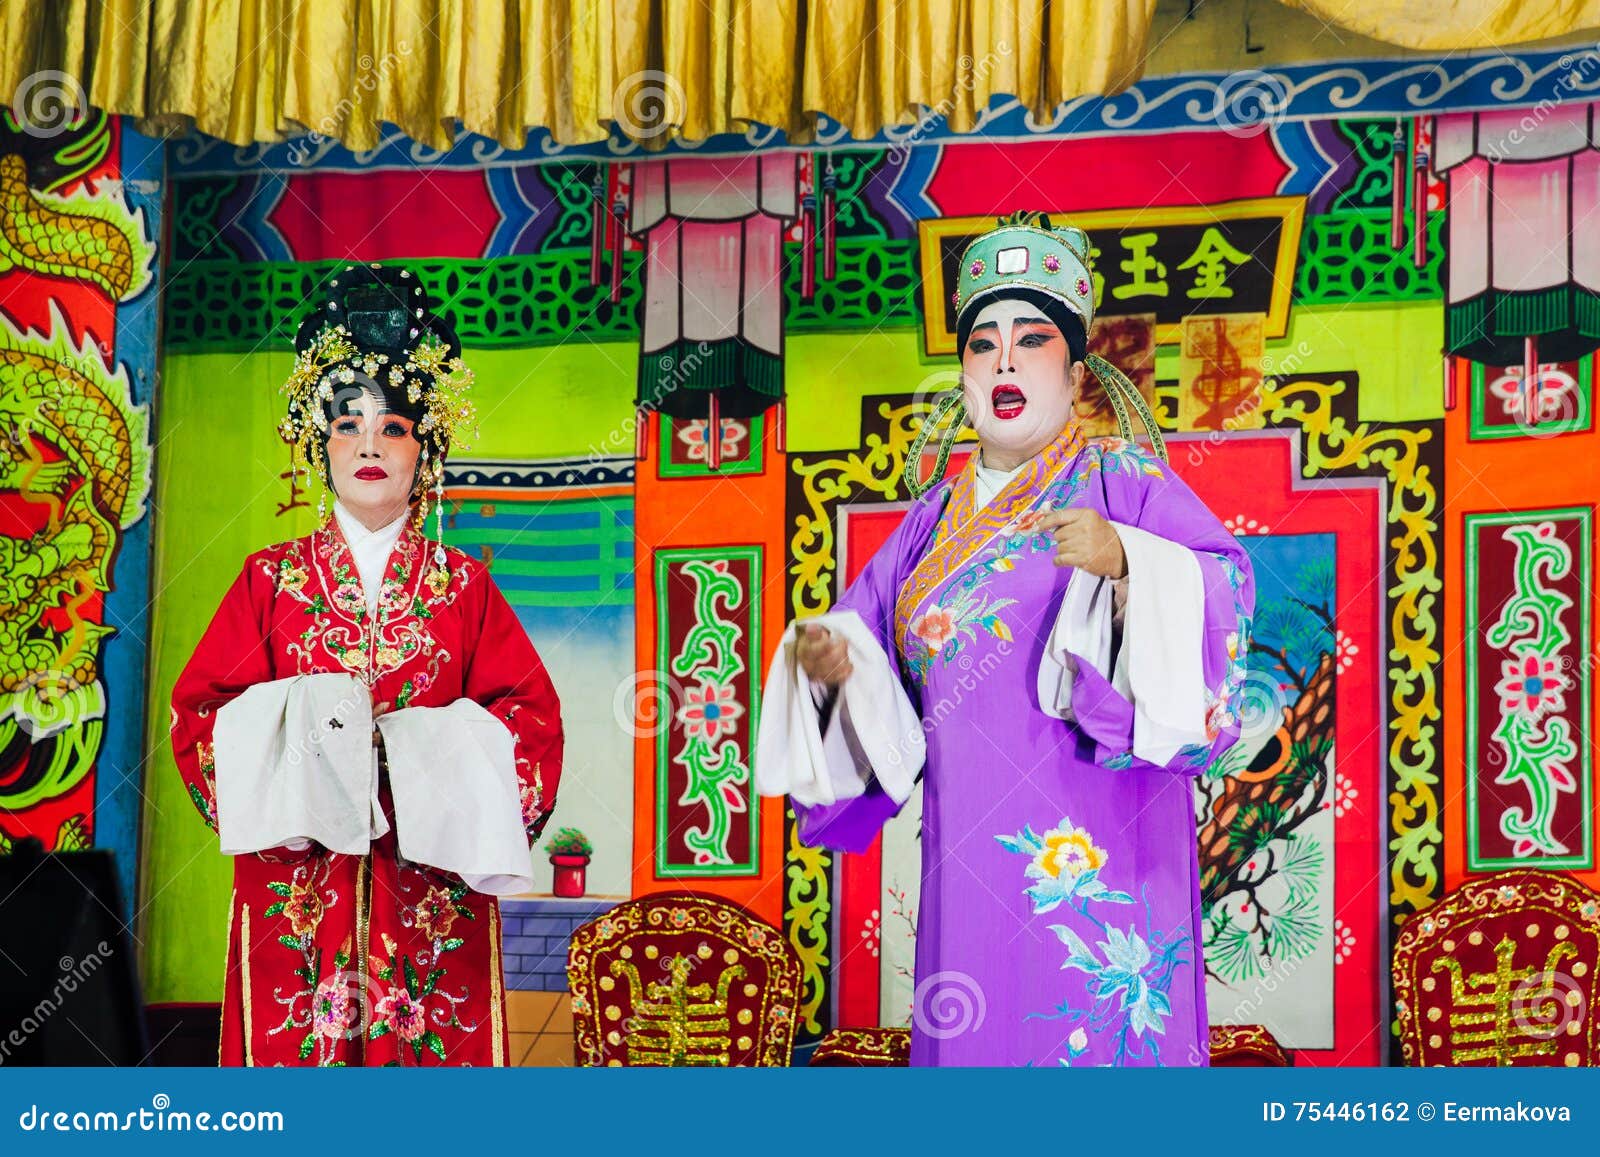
[676,419,748,462]
[676,681,744,743]
[375,987,427,1042]
[910,608,957,653]
[1495,653,1566,719]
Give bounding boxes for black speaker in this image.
[0,839,147,1065]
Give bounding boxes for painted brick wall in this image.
[501,898,618,991]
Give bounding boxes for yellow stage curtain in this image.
[1276,0,1600,51]
[5,1,1598,151]
[0,0,1157,149]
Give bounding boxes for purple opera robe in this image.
[797,425,1255,1067]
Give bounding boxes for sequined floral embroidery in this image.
[368,888,475,1064]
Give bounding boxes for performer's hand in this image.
[1033,507,1128,578]
[793,623,853,687]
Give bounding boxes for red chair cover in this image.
[1209,1023,1291,1066]
[809,1027,911,1066]
[1392,869,1600,1066]
[567,892,802,1066]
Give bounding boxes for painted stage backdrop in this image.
[0,109,160,924]
[109,46,1600,1066]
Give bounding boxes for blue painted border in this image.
[167,48,1599,176]
[98,119,163,925]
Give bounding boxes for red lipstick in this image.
[991,385,1026,420]
[354,466,388,481]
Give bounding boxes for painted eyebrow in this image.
[970,316,1054,333]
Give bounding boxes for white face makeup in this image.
[959,298,1082,469]
[326,385,421,531]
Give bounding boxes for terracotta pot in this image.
[550,853,590,898]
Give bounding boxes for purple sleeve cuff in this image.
[794,781,904,853]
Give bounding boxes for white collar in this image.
[973,453,1028,507]
[332,501,409,613]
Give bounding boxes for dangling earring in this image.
[414,448,430,530]
[433,464,447,569]
[425,455,450,595]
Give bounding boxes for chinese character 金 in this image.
[1177,226,1252,300]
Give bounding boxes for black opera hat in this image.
[294,262,461,363]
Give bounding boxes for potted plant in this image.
[546,828,593,898]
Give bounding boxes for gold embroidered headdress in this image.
[280,263,477,568]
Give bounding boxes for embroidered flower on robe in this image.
[414,885,459,941]
[426,567,451,597]
[277,561,309,594]
[905,586,1018,682]
[1203,693,1236,741]
[313,974,358,1040]
[997,818,1133,912]
[332,583,365,616]
[283,880,326,937]
[677,681,743,744]
[189,741,218,832]
[910,607,958,652]
[375,987,427,1042]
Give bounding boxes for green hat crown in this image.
[954,210,1096,331]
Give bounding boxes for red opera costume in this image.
[170,263,563,1066]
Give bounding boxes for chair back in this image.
[1392,869,1600,1066]
[567,891,802,1066]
